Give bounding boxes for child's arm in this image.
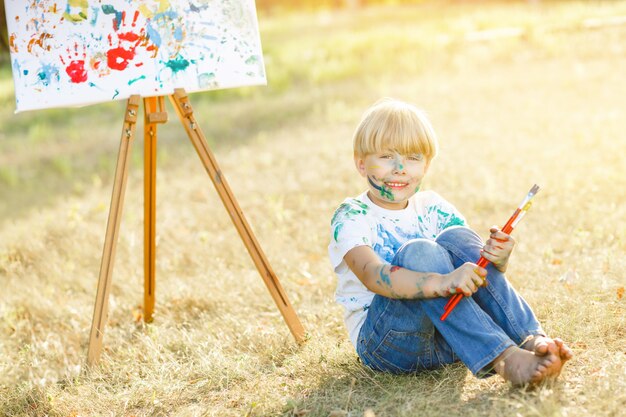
[344,246,487,299]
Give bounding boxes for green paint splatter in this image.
[380,184,394,201]
[443,214,466,228]
[414,185,420,193]
[165,56,190,73]
[128,75,146,85]
[333,223,344,242]
[431,206,466,229]
[245,55,260,65]
[331,200,369,242]
[368,176,394,201]
[331,200,368,226]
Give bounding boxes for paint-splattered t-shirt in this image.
[328,190,466,347]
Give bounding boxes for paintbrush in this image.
[440,184,541,321]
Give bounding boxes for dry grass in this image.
[1,1,625,416]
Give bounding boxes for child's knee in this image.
[393,239,453,273]
[436,226,482,260]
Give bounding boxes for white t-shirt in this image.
[328,190,467,347]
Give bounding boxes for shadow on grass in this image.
[279,360,470,416]
[278,354,571,417]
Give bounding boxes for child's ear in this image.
[354,156,367,177]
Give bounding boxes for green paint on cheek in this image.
[414,185,420,193]
[368,176,394,201]
[380,185,394,201]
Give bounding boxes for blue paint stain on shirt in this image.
[373,223,421,263]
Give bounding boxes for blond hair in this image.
[353,98,438,160]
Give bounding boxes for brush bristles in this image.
[529,184,540,196]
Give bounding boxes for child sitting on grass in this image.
[328,99,572,385]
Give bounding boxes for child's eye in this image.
[380,154,393,159]
[407,154,424,161]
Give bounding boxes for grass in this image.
[1,1,625,416]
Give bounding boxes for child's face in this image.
[355,150,430,210]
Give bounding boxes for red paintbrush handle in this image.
[440,294,462,320]
[500,209,520,234]
[440,187,536,321]
[443,256,490,307]
[441,255,492,320]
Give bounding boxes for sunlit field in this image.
[1,1,625,416]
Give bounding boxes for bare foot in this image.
[522,335,554,356]
[554,338,574,361]
[492,346,562,386]
[523,335,573,363]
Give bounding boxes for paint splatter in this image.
[27,33,53,54]
[9,34,18,53]
[107,44,136,71]
[331,200,369,242]
[165,55,190,73]
[36,63,60,87]
[64,0,90,23]
[128,75,146,85]
[245,55,260,65]
[379,266,392,286]
[60,43,88,83]
[102,4,124,30]
[368,176,394,200]
[6,1,266,111]
[65,60,88,83]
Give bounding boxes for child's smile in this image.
[356,150,430,210]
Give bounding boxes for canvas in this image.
[4,0,266,112]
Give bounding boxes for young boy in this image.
[329,99,572,385]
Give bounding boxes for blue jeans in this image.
[356,226,544,376]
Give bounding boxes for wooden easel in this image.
[87,89,306,365]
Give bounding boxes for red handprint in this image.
[60,42,88,83]
[106,10,147,71]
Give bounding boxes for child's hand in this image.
[441,263,487,297]
[481,226,516,272]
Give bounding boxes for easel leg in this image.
[168,89,306,343]
[143,97,164,322]
[87,96,140,365]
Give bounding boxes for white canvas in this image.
[4,0,266,112]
